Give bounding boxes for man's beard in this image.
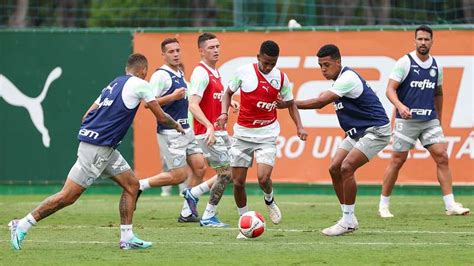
[417,46,430,55]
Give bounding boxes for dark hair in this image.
[198,32,217,48]
[415,25,433,38]
[259,40,279,57]
[161,38,179,52]
[317,44,341,60]
[126,53,148,69]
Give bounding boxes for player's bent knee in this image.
[233,177,245,188]
[391,156,407,169]
[340,162,355,178]
[195,165,207,179]
[433,152,449,166]
[328,163,341,176]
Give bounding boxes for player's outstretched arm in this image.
[286,99,308,141]
[147,99,184,133]
[295,90,338,109]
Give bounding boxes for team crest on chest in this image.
[429,69,436,77]
[270,79,279,89]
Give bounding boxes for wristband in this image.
[221,113,228,116]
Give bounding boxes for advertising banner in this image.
[134,30,473,184]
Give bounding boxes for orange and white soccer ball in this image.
[238,211,266,238]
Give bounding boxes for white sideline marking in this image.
[26,225,474,235]
[1,239,473,246]
[279,201,445,206]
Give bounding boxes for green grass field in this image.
[1,194,473,265]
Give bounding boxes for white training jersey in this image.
[189,61,221,98]
[228,63,293,138]
[390,51,443,86]
[94,75,156,108]
[329,66,364,99]
[149,64,186,97]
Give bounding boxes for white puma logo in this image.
[0,67,62,148]
[414,69,420,75]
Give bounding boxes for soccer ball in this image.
[238,211,266,238]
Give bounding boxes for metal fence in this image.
[1,0,473,28]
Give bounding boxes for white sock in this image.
[238,206,248,216]
[180,200,192,217]
[264,190,274,202]
[190,182,210,198]
[178,182,187,194]
[342,204,356,224]
[202,203,217,220]
[379,195,391,208]
[340,204,345,212]
[139,179,151,191]
[120,224,134,242]
[18,213,37,232]
[443,194,456,209]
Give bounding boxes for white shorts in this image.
[158,129,202,170]
[392,119,445,152]
[68,142,131,188]
[230,135,277,168]
[196,131,231,169]
[339,124,391,160]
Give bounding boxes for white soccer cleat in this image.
[378,205,394,218]
[265,199,281,224]
[446,202,470,216]
[236,231,248,240]
[321,219,358,236]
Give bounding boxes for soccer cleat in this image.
[119,235,152,250]
[378,205,394,218]
[182,188,199,217]
[265,198,281,224]
[9,219,27,250]
[236,231,248,240]
[200,215,229,228]
[446,202,470,216]
[178,214,200,223]
[321,219,359,236]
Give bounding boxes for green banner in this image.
[0,31,132,183]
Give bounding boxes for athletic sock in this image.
[178,182,187,194]
[120,224,134,242]
[202,203,217,220]
[139,179,151,191]
[340,204,345,212]
[379,195,391,208]
[190,182,210,198]
[264,190,274,203]
[238,206,248,216]
[342,204,356,225]
[443,193,456,209]
[180,200,192,217]
[18,213,36,232]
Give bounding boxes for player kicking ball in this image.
[8,54,184,250]
[216,40,307,239]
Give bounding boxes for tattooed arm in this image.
[147,99,184,133]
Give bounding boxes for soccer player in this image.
[378,25,470,218]
[8,53,184,250]
[137,38,216,223]
[216,40,308,239]
[295,44,391,236]
[188,32,239,227]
